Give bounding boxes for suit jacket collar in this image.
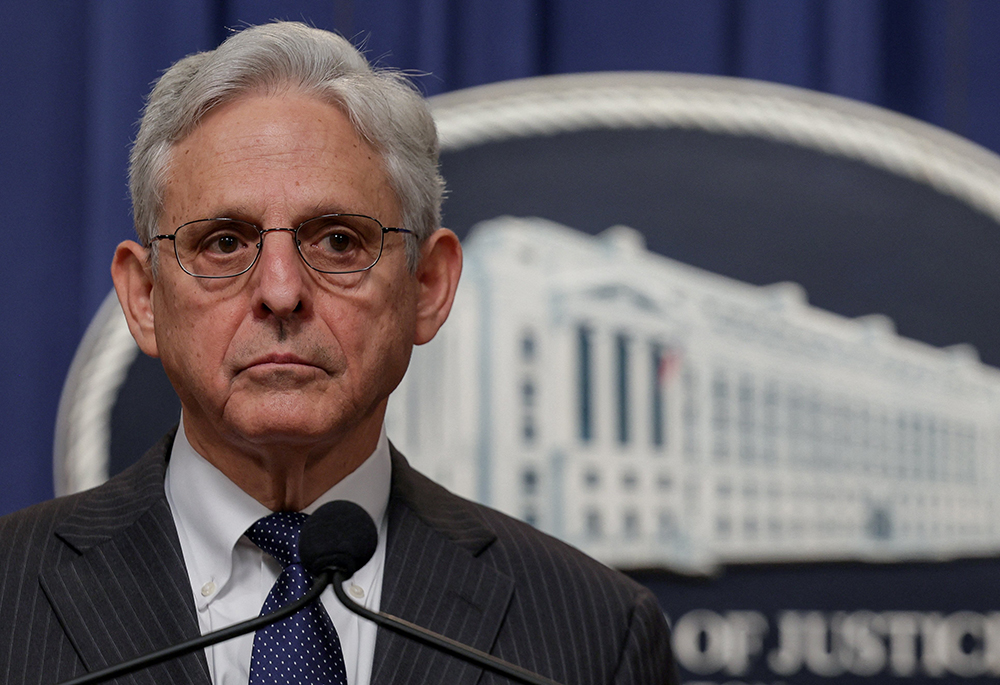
[39,435,514,685]
[41,431,212,684]
[372,447,515,685]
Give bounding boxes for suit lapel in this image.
[38,439,512,685]
[373,449,515,685]
[40,436,211,684]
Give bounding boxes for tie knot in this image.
[246,511,308,567]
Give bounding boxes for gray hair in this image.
[129,22,443,270]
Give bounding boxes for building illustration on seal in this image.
[386,216,1000,573]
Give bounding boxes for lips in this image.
[239,352,324,373]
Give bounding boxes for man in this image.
[0,22,677,685]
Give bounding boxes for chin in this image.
[244,411,320,431]
[225,397,360,443]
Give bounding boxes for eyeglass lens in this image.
[173,215,386,277]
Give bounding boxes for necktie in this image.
[246,512,348,685]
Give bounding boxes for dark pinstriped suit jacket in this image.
[0,432,677,684]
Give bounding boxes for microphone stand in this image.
[57,570,332,685]
[55,559,563,685]
[331,570,562,685]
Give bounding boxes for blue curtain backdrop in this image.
[2,0,1000,516]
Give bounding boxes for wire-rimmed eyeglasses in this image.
[152,214,414,278]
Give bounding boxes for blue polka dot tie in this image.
[246,512,348,685]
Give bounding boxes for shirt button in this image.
[349,584,365,599]
[201,581,217,597]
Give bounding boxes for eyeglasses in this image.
[152,214,414,278]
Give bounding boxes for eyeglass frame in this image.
[151,213,415,279]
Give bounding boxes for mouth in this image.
[238,352,327,375]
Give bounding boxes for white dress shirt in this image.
[164,418,390,685]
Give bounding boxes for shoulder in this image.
[390,444,642,592]
[0,489,86,563]
[388,446,678,683]
[0,432,174,564]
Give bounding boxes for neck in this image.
[181,412,384,511]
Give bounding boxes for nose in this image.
[250,227,310,319]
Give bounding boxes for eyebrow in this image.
[201,203,368,225]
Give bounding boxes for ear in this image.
[413,228,463,345]
[111,240,160,358]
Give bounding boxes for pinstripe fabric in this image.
[0,433,210,685]
[376,446,678,685]
[0,433,677,685]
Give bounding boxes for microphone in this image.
[300,499,378,576]
[303,501,563,685]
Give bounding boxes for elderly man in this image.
[0,22,676,685]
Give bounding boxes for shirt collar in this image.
[165,417,392,610]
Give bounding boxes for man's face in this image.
[149,91,416,459]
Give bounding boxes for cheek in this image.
[374,274,418,341]
[374,288,418,382]
[333,279,417,378]
[153,284,244,376]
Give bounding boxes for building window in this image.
[523,507,538,527]
[787,386,805,464]
[522,467,537,495]
[616,332,631,445]
[912,414,924,478]
[578,325,594,442]
[584,468,600,488]
[761,381,778,462]
[927,417,938,479]
[522,379,535,406]
[683,368,698,457]
[962,425,977,481]
[521,331,536,361]
[738,375,755,463]
[623,510,640,539]
[865,506,892,540]
[650,344,666,448]
[877,410,891,475]
[896,413,908,477]
[585,509,602,539]
[523,417,536,442]
[622,471,638,490]
[712,370,730,460]
[808,392,823,467]
[522,378,537,444]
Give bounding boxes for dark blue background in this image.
[4,0,1000,516]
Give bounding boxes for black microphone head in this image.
[300,500,379,578]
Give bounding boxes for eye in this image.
[321,230,358,253]
[297,215,381,273]
[195,221,256,255]
[212,233,243,254]
[305,217,372,256]
[175,220,257,260]
[173,219,259,277]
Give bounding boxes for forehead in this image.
[162,91,400,226]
